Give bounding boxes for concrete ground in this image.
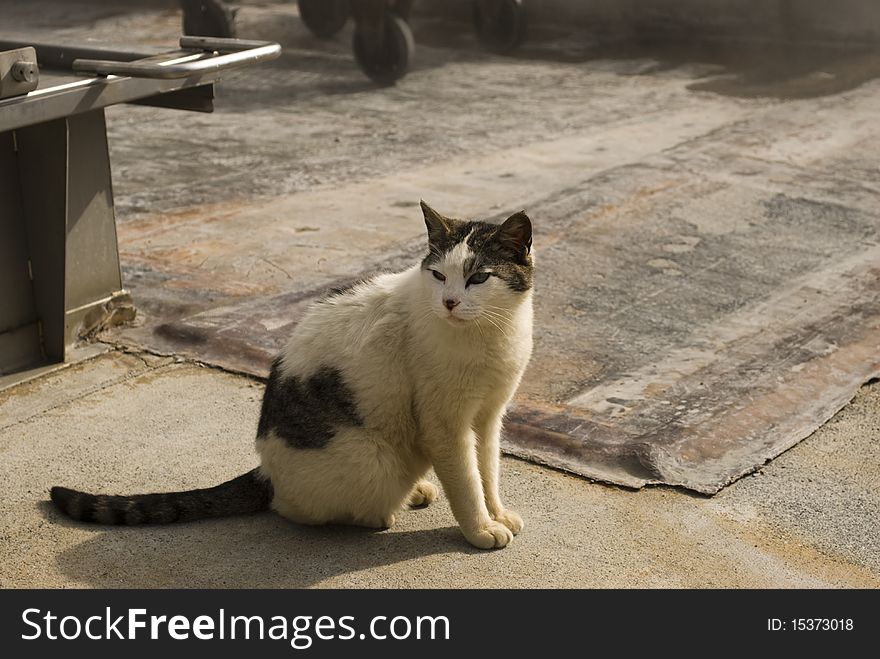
[0,1,878,587]
[1,351,877,588]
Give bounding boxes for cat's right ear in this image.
[421,201,449,244]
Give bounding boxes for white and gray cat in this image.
[52,202,534,549]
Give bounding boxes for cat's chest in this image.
[435,333,527,382]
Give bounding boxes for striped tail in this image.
[50,468,273,525]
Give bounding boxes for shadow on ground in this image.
[46,502,470,588]
[216,19,880,111]
[416,19,880,100]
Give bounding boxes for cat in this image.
[51,201,534,549]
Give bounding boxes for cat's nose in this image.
[444,298,460,310]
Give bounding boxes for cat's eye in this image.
[467,272,490,286]
[431,270,446,282]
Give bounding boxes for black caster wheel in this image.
[298,0,350,39]
[181,0,237,38]
[473,0,527,54]
[353,12,414,85]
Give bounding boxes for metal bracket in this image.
[0,47,39,100]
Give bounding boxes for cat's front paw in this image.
[463,520,514,550]
[492,508,524,535]
[407,480,438,508]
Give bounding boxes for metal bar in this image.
[72,39,280,79]
[177,36,278,51]
[0,40,157,71]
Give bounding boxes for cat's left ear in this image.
[497,211,532,258]
[421,200,450,244]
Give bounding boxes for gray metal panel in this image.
[0,323,42,375]
[0,130,37,335]
[64,110,122,314]
[129,84,214,113]
[15,117,67,362]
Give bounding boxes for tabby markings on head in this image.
[420,201,533,293]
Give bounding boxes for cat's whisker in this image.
[480,310,516,331]
[484,311,515,322]
[483,305,517,321]
[482,308,515,323]
[480,313,510,337]
[485,303,514,311]
[482,304,515,316]
[474,318,487,341]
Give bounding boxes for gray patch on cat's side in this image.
[257,359,363,449]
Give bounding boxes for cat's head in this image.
[420,201,533,327]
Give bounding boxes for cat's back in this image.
[279,267,415,377]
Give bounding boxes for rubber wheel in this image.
[473,0,527,54]
[298,0,350,39]
[353,13,414,85]
[181,0,236,38]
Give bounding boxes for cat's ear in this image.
[497,211,532,257]
[420,201,450,243]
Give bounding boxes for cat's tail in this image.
[49,468,273,525]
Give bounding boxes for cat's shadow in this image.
[43,503,474,588]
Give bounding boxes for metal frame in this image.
[72,37,280,79]
[0,38,281,132]
[0,37,280,380]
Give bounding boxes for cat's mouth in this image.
[444,312,470,326]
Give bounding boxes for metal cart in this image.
[181,0,527,85]
[471,0,528,54]
[0,37,280,383]
[299,0,415,85]
[297,0,528,83]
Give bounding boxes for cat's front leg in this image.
[474,402,524,535]
[423,423,513,549]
